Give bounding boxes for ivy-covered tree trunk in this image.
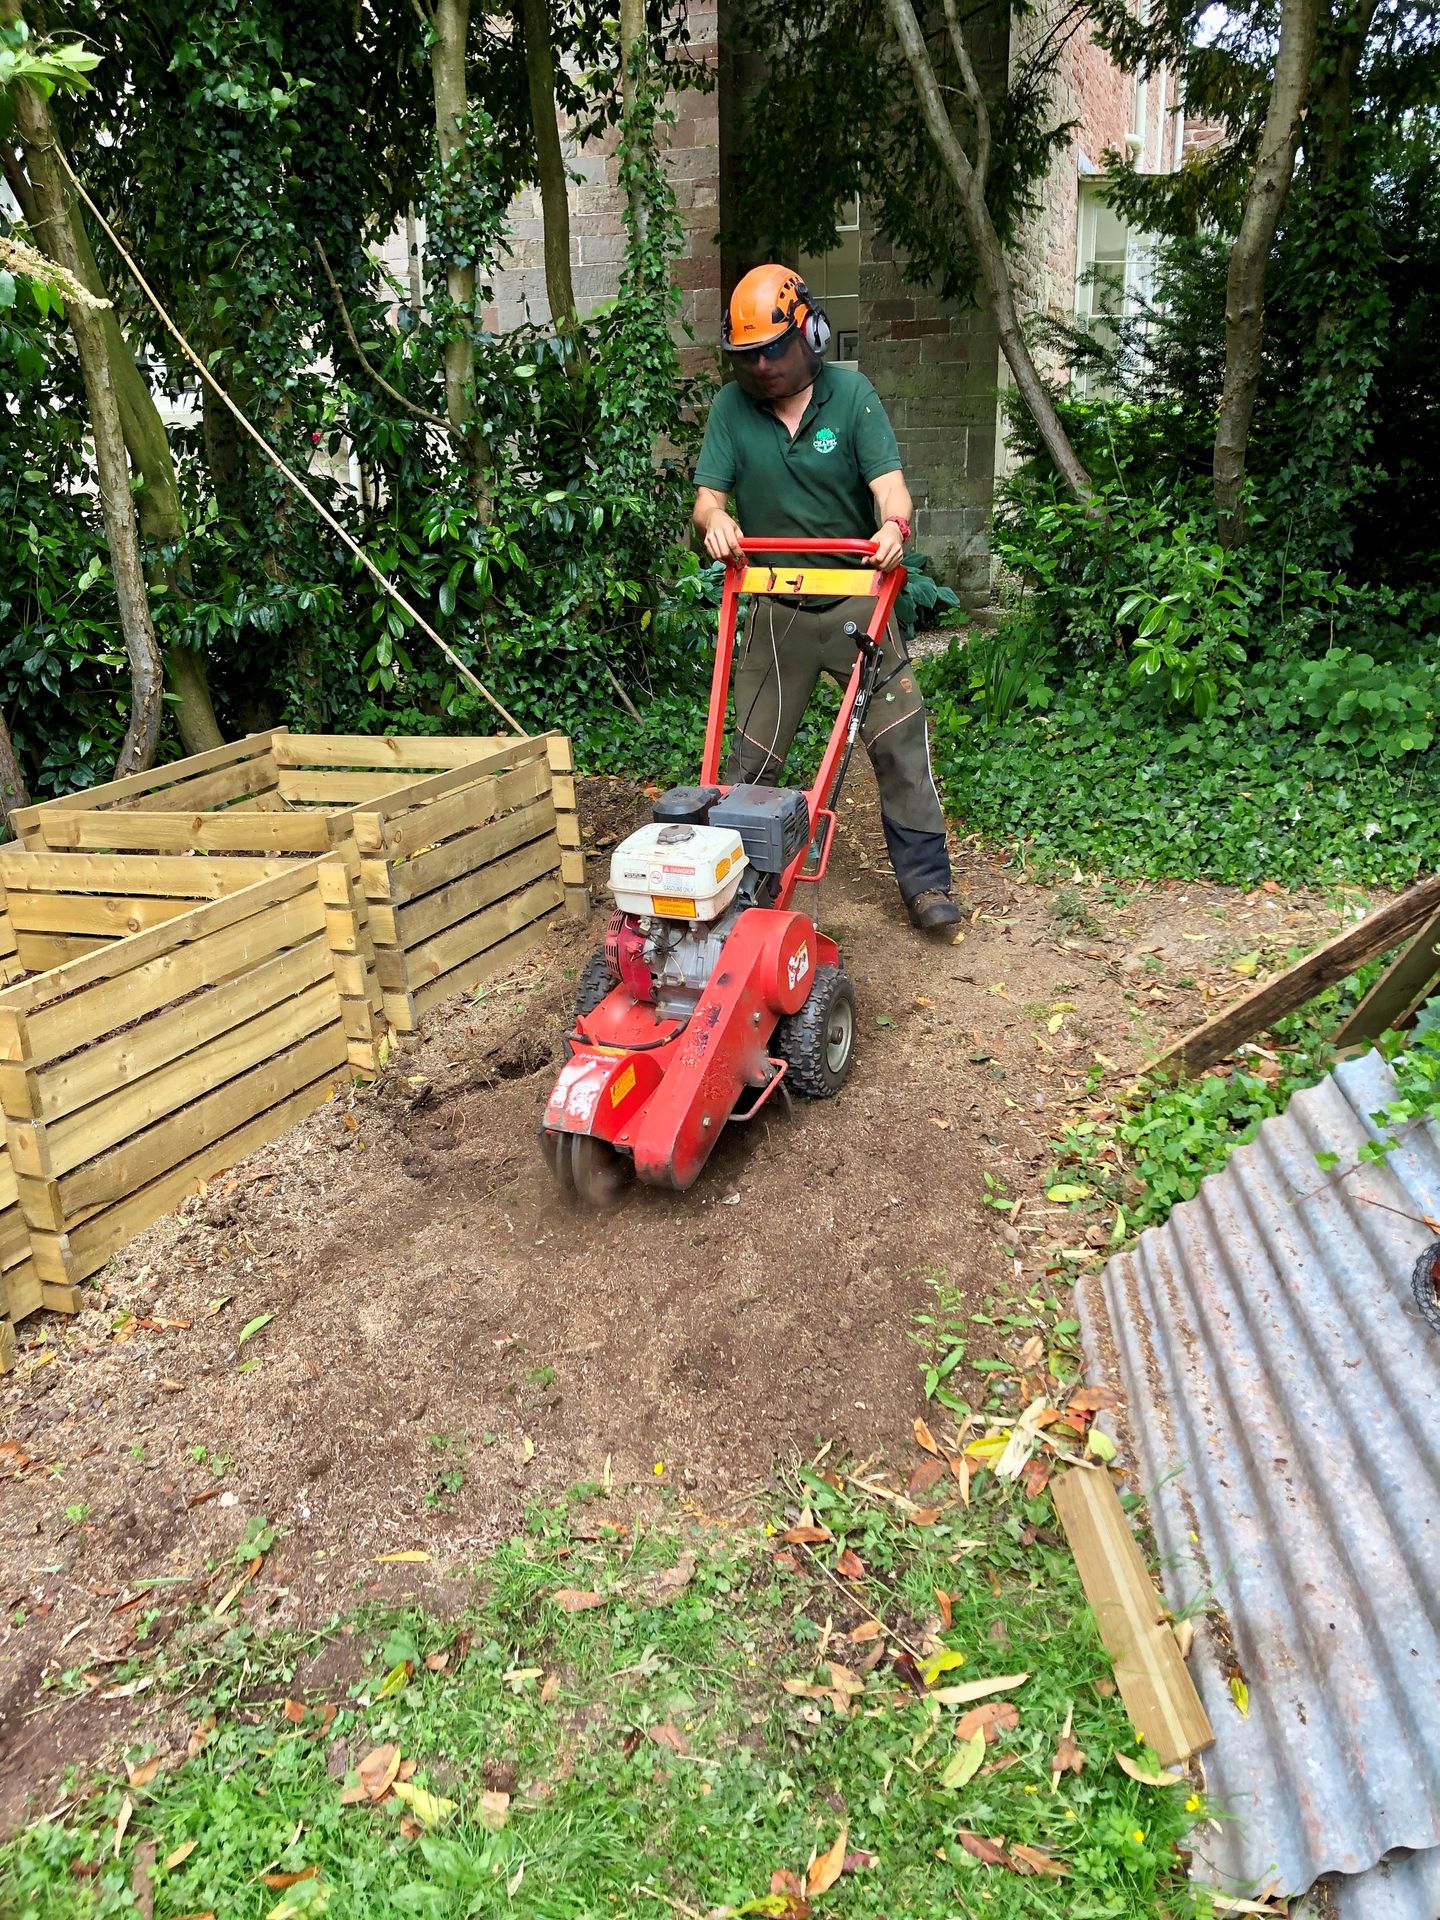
[9,64,165,772]
[0,712,30,828]
[1213,0,1322,547]
[882,0,1094,508]
[519,0,578,336]
[619,0,648,245]
[429,0,492,513]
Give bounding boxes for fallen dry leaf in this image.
[399,1816,423,1841]
[826,1661,864,1695]
[779,1525,833,1546]
[391,1781,457,1828]
[930,1672,1030,1706]
[1010,1842,1071,1877]
[955,1700,1020,1745]
[165,1841,198,1871]
[1066,1385,1120,1414]
[849,1619,884,1644]
[478,1789,510,1832]
[806,1824,848,1898]
[957,1829,1013,1868]
[356,1743,402,1802]
[907,1457,946,1498]
[260,1868,317,1890]
[281,1700,306,1725]
[842,1851,878,1874]
[835,1548,865,1580]
[935,1588,953,1630]
[125,1756,163,1788]
[1017,1335,1045,1370]
[114,1795,133,1859]
[375,1550,430,1565]
[914,1416,940,1455]
[951,1454,972,1505]
[782,1678,832,1700]
[186,1717,215,1760]
[640,1551,697,1605]
[1173,1618,1195,1660]
[540,1672,560,1704]
[646,1723,689,1755]
[1114,1751,1186,1788]
[424,1652,449,1674]
[551,1589,606,1613]
[910,1507,942,1527]
[771,1868,806,1899]
[1050,1729,1087,1777]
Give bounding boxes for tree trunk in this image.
[0,711,31,832]
[519,0,579,336]
[429,0,492,512]
[60,184,225,751]
[882,0,1094,507]
[10,82,165,773]
[619,0,649,244]
[1212,0,1322,548]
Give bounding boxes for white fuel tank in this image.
[609,821,748,921]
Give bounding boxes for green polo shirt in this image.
[694,364,902,551]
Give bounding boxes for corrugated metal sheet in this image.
[1076,1051,1440,1917]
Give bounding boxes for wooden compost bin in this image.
[0,853,381,1371]
[7,727,587,1031]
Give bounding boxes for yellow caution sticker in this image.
[610,1063,637,1107]
[651,895,697,918]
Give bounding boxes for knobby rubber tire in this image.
[777,964,856,1099]
[562,944,621,1062]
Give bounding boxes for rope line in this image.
[49,142,527,737]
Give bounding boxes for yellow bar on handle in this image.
[737,567,882,599]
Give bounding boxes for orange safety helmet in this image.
[723,264,831,355]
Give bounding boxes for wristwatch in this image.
[884,515,912,542]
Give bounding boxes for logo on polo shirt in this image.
[812,427,838,455]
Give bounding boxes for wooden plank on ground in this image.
[411,917,553,1020]
[0,853,291,897]
[1053,1468,1213,1766]
[11,731,280,825]
[28,809,333,854]
[0,1312,17,1372]
[272,734,510,770]
[1145,873,1440,1077]
[65,1071,342,1280]
[1333,906,1440,1048]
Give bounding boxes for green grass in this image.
[1,1466,1211,1920]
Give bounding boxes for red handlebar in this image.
[730,537,880,558]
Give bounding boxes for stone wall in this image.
[484,9,723,376]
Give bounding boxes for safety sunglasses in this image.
[727,329,796,362]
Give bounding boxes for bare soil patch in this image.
[0,761,1351,1827]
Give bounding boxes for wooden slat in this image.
[411,917,552,1019]
[1053,1468,1213,1766]
[11,730,280,824]
[117,754,281,815]
[1333,906,1440,1047]
[0,853,292,897]
[14,931,100,971]
[272,733,511,770]
[28,809,334,854]
[352,738,551,856]
[395,835,560,955]
[1,1261,39,1331]
[60,1021,347,1217]
[391,791,555,912]
[738,566,879,598]
[65,1071,342,1280]
[1146,873,1440,1077]
[375,759,552,865]
[0,861,331,1021]
[25,935,332,1129]
[402,873,563,992]
[276,769,440,806]
[6,892,216,939]
[47,971,338,1180]
[381,775,554,902]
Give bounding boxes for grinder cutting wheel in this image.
[541,533,906,1205]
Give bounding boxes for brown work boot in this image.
[906,888,962,933]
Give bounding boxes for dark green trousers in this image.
[726,596,951,900]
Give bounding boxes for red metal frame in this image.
[544,538,899,1193]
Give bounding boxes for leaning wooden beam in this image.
[1053,1468,1214,1766]
[1332,906,1440,1050]
[1146,872,1440,1078]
